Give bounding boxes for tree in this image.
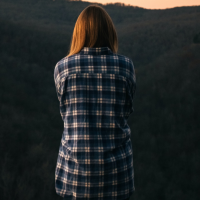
[193,32,200,43]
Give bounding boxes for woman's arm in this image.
[54,63,62,102]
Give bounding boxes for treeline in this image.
[0,19,65,200]
[0,0,199,67]
[131,43,200,200]
[0,0,200,200]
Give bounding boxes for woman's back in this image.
[54,46,136,199]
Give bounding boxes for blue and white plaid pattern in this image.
[54,47,136,200]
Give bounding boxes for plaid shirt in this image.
[54,46,136,200]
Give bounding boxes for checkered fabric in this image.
[54,46,136,200]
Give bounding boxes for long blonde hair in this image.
[67,5,118,57]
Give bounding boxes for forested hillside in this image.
[0,0,200,200]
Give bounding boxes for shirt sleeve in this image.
[127,60,136,115]
[54,63,62,102]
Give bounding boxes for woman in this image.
[54,4,136,200]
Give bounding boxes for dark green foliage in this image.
[0,1,199,200]
[129,44,200,200]
[193,32,200,43]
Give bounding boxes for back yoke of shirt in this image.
[54,47,136,200]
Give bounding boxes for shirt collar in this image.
[79,46,113,55]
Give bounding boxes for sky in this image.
[80,0,200,9]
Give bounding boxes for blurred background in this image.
[0,0,200,200]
